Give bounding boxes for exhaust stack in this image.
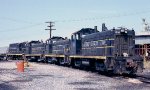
[102,23,108,31]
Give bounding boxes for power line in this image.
[1,9,150,33]
[0,23,44,33]
[0,17,35,24]
[54,10,150,23]
[45,22,56,39]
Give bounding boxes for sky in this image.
[0,0,150,47]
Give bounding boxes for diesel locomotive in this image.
[7,23,143,74]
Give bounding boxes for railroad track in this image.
[135,75,150,84]
[115,74,150,84]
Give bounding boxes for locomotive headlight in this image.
[115,31,120,34]
[120,29,125,32]
[125,30,127,33]
[123,53,128,57]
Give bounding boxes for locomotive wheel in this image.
[95,61,106,72]
[71,59,81,68]
[74,60,82,67]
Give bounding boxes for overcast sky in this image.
[0,0,150,47]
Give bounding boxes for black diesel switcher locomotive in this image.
[7,23,143,74]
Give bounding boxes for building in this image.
[135,19,150,61]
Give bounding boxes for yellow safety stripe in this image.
[82,48,91,49]
[82,46,114,49]
[53,50,62,51]
[96,46,115,48]
[45,54,65,57]
[97,38,114,41]
[25,54,41,56]
[105,46,114,48]
[105,38,115,40]
[7,54,22,56]
[69,55,106,59]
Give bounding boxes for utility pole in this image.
[45,21,56,39]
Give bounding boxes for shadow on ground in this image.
[0,82,17,90]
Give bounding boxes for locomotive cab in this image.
[114,28,143,74]
[70,27,99,55]
[114,28,134,57]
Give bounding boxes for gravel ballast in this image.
[0,60,150,90]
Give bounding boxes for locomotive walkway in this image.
[0,60,150,90]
